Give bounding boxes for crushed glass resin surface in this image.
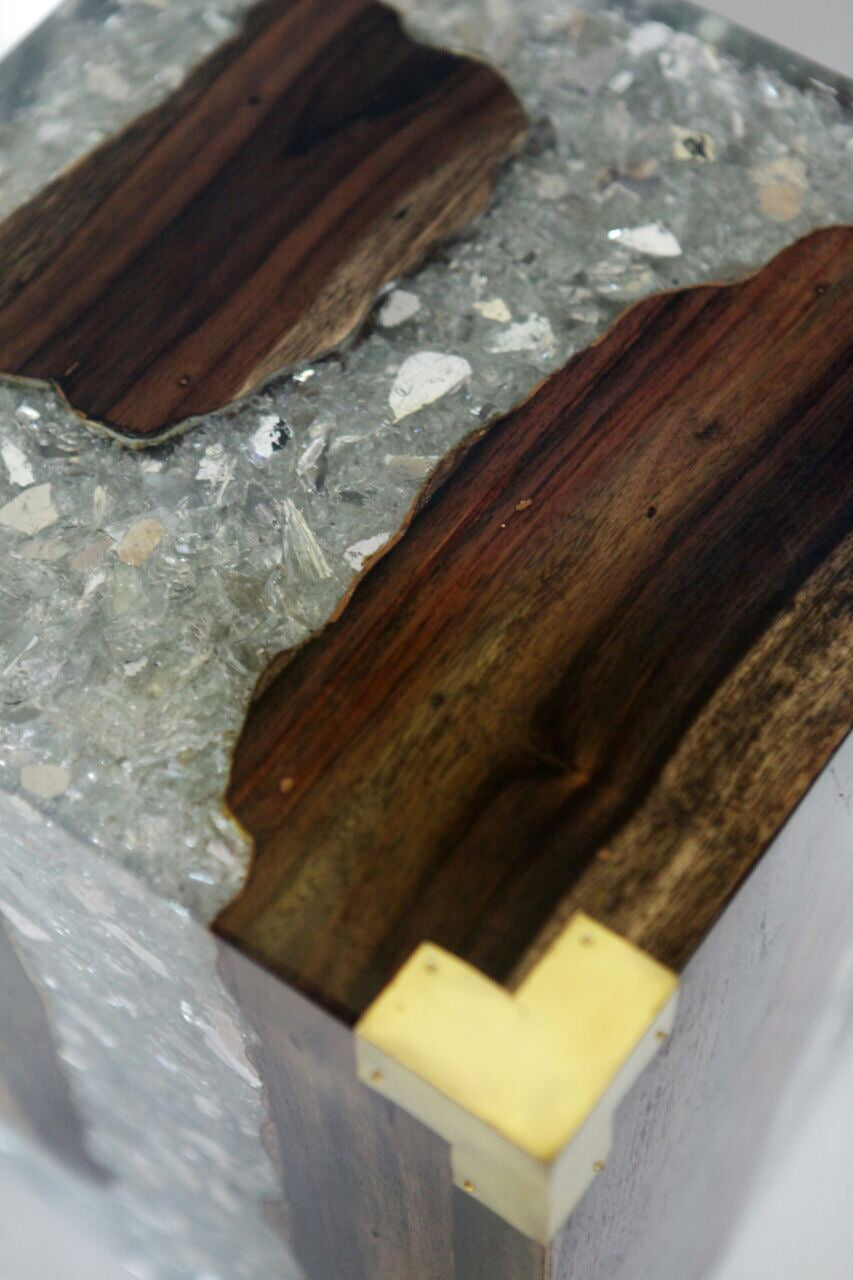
[0,0,850,916]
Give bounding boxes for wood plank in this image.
[217,226,853,1022]
[517,531,853,983]
[219,929,551,1278]
[452,1193,547,1280]
[216,936,460,1280]
[0,0,524,443]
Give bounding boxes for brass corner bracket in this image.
[355,913,678,1243]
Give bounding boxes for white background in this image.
[0,0,58,60]
[710,0,853,75]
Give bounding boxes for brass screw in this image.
[463,1180,476,1193]
[656,1030,669,1043]
[279,776,296,794]
[371,1070,384,1085]
[593,1161,605,1174]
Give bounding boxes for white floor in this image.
[713,1028,853,1280]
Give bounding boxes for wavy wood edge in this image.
[217,226,853,1022]
[252,223,853,695]
[0,0,525,444]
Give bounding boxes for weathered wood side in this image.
[0,0,524,442]
[218,227,853,1022]
[217,936,550,1280]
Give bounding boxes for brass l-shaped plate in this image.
[356,913,678,1243]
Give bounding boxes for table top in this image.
[0,0,850,920]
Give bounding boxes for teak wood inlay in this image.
[218,227,853,1023]
[0,0,524,443]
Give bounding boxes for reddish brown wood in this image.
[217,227,853,1022]
[0,0,524,442]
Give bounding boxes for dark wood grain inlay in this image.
[0,0,525,442]
[217,227,853,1022]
